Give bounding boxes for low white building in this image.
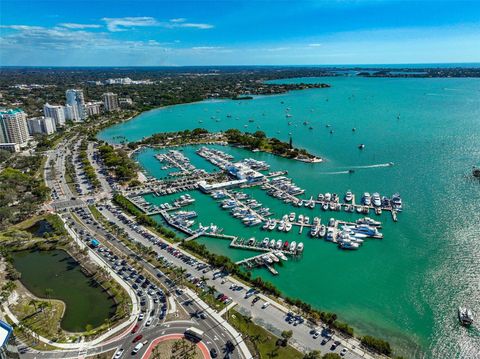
[27,116,56,135]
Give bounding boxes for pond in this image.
[11,249,117,332]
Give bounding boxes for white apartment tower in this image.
[103,92,119,112]
[27,116,56,135]
[43,103,66,127]
[0,109,29,146]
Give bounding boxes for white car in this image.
[138,314,144,321]
[262,301,270,309]
[340,348,348,356]
[145,318,152,326]
[113,348,124,358]
[132,342,144,354]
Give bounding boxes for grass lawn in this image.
[226,309,303,359]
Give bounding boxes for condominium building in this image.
[27,116,56,135]
[43,103,66,127]
[66,89,87,121]
[85,102,102,116]
[0,109,29,147]
[103,92,119,112]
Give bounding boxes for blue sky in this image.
[1,0,479,66]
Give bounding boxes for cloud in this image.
[308,43,322,47]
[191,46,223,50]
[101,17,159,32]
[162,18,214,30]
[170,18,187,23]
[0,25,44,31]
[59,23,102,29]
[175,22,214,29]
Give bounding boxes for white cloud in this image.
[308,43,322,47]
[59,23,102,29]
[0,25,44,31]
[170,18,187,23]
[191,46,223,50]
[176,22,214,29]
[101,17,159,32]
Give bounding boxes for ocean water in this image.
[98,77,480,358]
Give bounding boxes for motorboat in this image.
[275,251,288,261]
[261,238,269,247]
[262,220,271,230]
[328,218,336,227]
[296,242,304,252]
[304,216,310,224]
[362,192,371,206]
[289,212,296,222]
[358,144,365,150]
[322,203,329,211]
[276,240,282,249]
[391,193,403,211]
[458,307,474,326]
[268,220,277,231]
[313,217,320,225]
[283,241,289,250]
[298,214,304,223]
[372,192,382,207]
[310,225,320,237]
[339,240,360,250]
[317,193,324,201]
[325,229,336,242]
[319,225,327,237]
[247,238,256,246]
[269,253,280,263]
[278,221,286,231]
[285,222,293,232]
[289,241,297,251]
[262,255,273,264]
[324,193,332,201]
[269,239,276,248]
[345,190,353,202]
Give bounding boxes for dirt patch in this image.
[148,338,205,359]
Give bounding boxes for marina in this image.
[99,76,480,358]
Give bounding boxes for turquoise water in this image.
[99,77,480,358]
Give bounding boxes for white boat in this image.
[319,225,327,237]
[268,221,277,230]
[317,193,324,201]
[345,190,353,202]
[313,217,320,225]
[276,239,282,249]
[289,241,297,251]
[289,212,296,221]
[296,242,304,252]
[275,251,288,261]
[458,307,474,326]
[325,229,335,241]
[269,239,276,248]
[372,192,382,207]
[391,193,403,210]
[247,237,255,246]
[262,220,270,230]
[356,217,382,227]
[278,221,286,231]
[285,222,292,232]
[339,240,359,250]
[322,203,329,211]
[310,225,320,237]
[324,193,332,201]
[304,216,310,224]
[261,238,269,247]
[298,214,304,223]
[328,218,336,227]
[363,192,371,206]
[262,255,273,264]
[269,253,280,263]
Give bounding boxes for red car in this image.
[131,324,139,334]
[132,335,143,343]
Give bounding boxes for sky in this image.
[1,0,479,66]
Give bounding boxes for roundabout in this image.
[142,333,210,359]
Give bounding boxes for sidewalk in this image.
[185,288,253,359]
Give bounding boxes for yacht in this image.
[304,216,310,224]
[391,193,403,211]
[362,192,371,206]
[358,144,365,150]
[247,238,255,246]
[278,221,286,231]
[324,193,332,202]
[372,192,382,207]
[458,307,474,326]
[317,193,324,201]
[328,218,336,227]
[322,203,329,211]
[325,229,335,242]
[310,225,320,237]
[283,241,289,250]
[276,240,283,250]
[261,238,269,247]
[313,217,320,225]
[269,253,280,263]
[339,240,360,250]
[289,241,297,251]
[269,239,276,248]
[345,190,353,202]
[296,242,304,252]
[262,220,271,230]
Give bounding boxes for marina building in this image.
[27,116,56,135]
[227,162,265,183]
[43,103,66,127]
[103,92,119,112]
[66,89,87,121]
[0,108,29,147]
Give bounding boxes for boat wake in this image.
[345,163,394,169]
[319,171,351,175]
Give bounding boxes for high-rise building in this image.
[85,102,102,116]
[64,104,79,121]
[27,116,56,135]
[103,92,119,112]
[66,89,87,121]
[0,109,29,147]
[43,103,66,127]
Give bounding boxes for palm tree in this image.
[206,285,216,296]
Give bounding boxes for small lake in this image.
[11,249,117,332]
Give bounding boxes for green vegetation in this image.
[78,140,100,188]
[0,167,49,230]
[361,335,392,356]
[224,128,317,160]
[97,143,139,184]
[112,194,178,240]
[226,309,303,359]
[134,128,211,147]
